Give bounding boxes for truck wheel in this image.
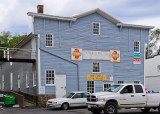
[104,102,117,114]
[141,108,150,112]
[61,103,69,110]
[91,109,102,114]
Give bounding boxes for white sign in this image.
[71,48,83,61]
[83,50,110,60]
[39,86,45,94]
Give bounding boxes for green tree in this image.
[146,29,160,59]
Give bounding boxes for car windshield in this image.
[105,85,124,92]
[63,93,75,98]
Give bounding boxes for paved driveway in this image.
[0,107,159,114]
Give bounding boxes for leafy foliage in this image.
[0,31,27,57]
[146,29,160,59]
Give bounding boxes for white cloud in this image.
[127,16,160,29]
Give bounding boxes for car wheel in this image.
[90,109,102,114]
[104,102,117,114]
[61,103,69,110]
[141,108,150,113]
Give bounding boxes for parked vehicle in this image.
[87,84,160,114]
[46,91,89,110]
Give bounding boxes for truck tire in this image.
[104,102,117,114]
[61,103,69,110]
[158,105,160,113]
[90,109,102,114]
[141,108,150,112]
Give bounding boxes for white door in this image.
[55,75,66,98]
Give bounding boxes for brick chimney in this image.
[37,5,43,13]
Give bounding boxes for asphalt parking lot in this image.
[0,107,159,114]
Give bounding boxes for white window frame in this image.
[26,73,29,88]
[45,33,54,47]
[45,69,55,86]
[2,75,4,91]
[33,71,36,87]
[93,22,100,35]
[103,81,113,91]
[87,81,95,93]
[118,80,125,84]
[10,72,13,90]
[134,41,140,52]
[92,63,101,73]
[134,80,141,84]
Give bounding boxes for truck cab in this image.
[87,84,160,114]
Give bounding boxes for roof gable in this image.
[71,8,122,24]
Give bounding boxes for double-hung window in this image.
[134,41,140,52]
[87,81,95,93]
[118,80,125,84]
[46,70,55,85]
[93,63,100,73]
[93,22,100,35]
[46,34,53,47]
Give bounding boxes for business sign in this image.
[71,48,83,61]
[87,74,107,80]
[110,50,121,62]
[133,53,141,64]
[83,50,110,60]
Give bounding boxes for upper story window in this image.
[93,63,100,73]
[46,34,53,47]
[134,41,140,52]
[93,22,100,35]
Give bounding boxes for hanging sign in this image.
[87,74,107,80]
[110,50,121,62]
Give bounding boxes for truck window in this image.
[134,85,143,93]
[121,85,133,94]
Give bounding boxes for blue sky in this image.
[0,0,160,35]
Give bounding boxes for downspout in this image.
[128,28,130,52]
[39,48,80,91]
[32,16,34,34]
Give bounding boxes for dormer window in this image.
[93,22,100,35]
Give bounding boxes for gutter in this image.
[39,48,80,91]
[117,23,154,29]
[27,12,77,22]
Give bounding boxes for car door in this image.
[81,93,89,106]
[118,85,136,108]
[132,85,146,107]
[70,93,84,107]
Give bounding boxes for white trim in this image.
[117,23,154,29]
[33,71,36,87]
[92,62,101,73]
[134,41,140,53]
[10,72,13,90]
[32,16,34,34]
[87,80,95,93]
[117,80,125,84]
[2,75,4,91]
[45,69,55,86]
[26,73,29,88]
[92,22,100,35]
[45,33,54,47]
[27,12,77,21]
[133,80,141,84]
[37,34,41,94]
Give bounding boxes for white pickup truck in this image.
[87,84,160,114]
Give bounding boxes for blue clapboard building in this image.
[0,5,154,101]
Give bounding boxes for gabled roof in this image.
[71,8,122,24]
[28,8,154,29]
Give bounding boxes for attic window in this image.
[93,22,100,35]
